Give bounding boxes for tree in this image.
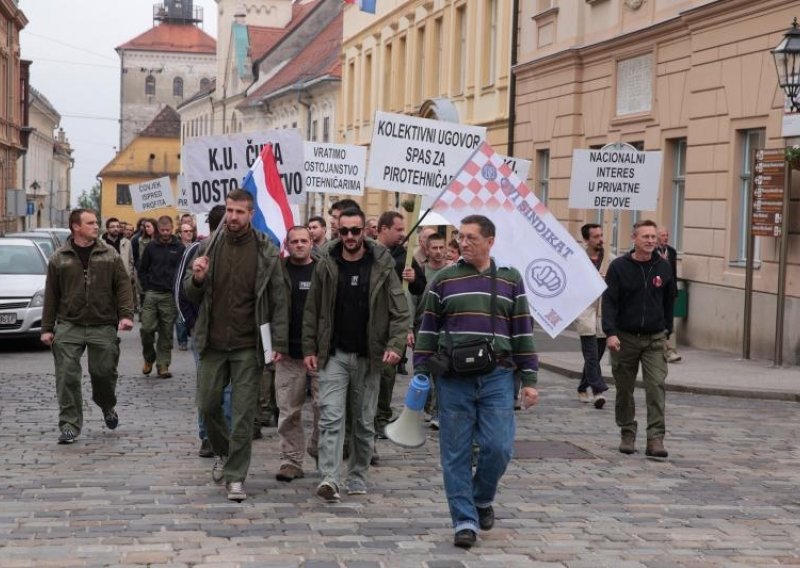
[77,182,101,212]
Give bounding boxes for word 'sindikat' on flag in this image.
[430,142,607,338]
[242,144,294,248]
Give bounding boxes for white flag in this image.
[431,142,606,338]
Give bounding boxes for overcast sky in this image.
[19,0,218,205]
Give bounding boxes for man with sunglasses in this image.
[303,208,410,502]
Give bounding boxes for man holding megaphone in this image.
[414,214,540,550]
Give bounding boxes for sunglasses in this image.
[338,227,363,237]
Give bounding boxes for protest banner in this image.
[129,176,175,213]
[303,142,367,196]
[431,142,606,338]
[181,130,304,212]
[569,143,662,211]
[366,111,486,196]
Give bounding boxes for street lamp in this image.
[772,18,800,112]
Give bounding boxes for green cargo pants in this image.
[198,347,262,483]
[52,321,120,434]
[375,361,397,430]
[140,290,177,368]
[610,330,668,440]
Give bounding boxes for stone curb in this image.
[539,359,800,403]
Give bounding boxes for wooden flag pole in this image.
[402,194,424,292]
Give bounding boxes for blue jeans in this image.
[189,336,232,440]
[578,335,608,395]
[317,350,380,488]
[176,319,188,346]
[437,367,515,534]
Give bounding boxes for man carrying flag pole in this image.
[184,144,292,502]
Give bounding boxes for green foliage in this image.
[77,183,101,212]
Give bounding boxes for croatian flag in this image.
[343,0,376,14]
[242,143,294,248]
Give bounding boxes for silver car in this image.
[0,238,48,338]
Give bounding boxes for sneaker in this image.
[316,481,341,502]
[477,505,495,530]
[666,350,682,363]
[577,391,592,403]
[178,343,188,351]
[198,438,214,458]
[345,478,367,495]
[453,529,477,549]
[593,394,606,409]
[142,361,153,375]
[375,424,388,439]
[57,427,77,444]
[645,437,669,460]
[276,463,304,482]
[430,414,440,430]
[226,481,247,502]
[156,365,172,378]
[102,407,119,430]
[619,433,635,455]
[212,456,227,484]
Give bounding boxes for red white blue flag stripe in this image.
[242,144,294,248]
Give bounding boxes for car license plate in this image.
[0,313,16,324]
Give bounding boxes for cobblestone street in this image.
[1,329,799,567]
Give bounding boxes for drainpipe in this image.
[507,0,520,158]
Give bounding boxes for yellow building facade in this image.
[98,107,181,226]
[340,0,512,219]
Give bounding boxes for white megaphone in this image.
[386,374,430,448]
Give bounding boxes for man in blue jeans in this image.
[415,214,540,549]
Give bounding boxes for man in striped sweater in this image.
[414,214,540,549]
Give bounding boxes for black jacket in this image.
[140,236,184,293]
[601,252,674,337]
[389,245,427,296]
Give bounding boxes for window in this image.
[145,75,156,96]
[116,184,132,206]
[735,129,765,263]
[483,0,498,87]
[347,60,356,125]
[382,42,392,109]
[200,77,210,91]
[670,138,686,251]
[616,54,652,116]
[363,51,373,122]
[536,149,550,205]
[311,119,318,142]
[455,5,467,94]
[433,18,443,97]
[173,77,183,98]
[323,117,330,143]
[416,25,426,103]
[396,35,407,109]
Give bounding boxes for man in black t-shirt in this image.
[302,209,410,502]
[274,226,319,482]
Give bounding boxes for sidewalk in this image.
[535,329,800,402]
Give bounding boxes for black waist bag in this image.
[443,261,498,378]
[449,337,496,377]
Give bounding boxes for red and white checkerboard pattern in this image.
[433,142,546,216]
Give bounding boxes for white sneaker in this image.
[578,391,593,403]
[226,481,246,502]
[666,350,682,363]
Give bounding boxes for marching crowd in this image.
[39,192,676,549]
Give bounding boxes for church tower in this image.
[117,0,217,149]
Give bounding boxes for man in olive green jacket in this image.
[183,189,289,502]
[41,208,134,445]
[303,208,410,502]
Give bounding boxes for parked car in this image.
[4,231,60,258]
[0,238,48,339]
[33,227,71,245]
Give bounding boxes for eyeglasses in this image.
[338,227,363,237]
